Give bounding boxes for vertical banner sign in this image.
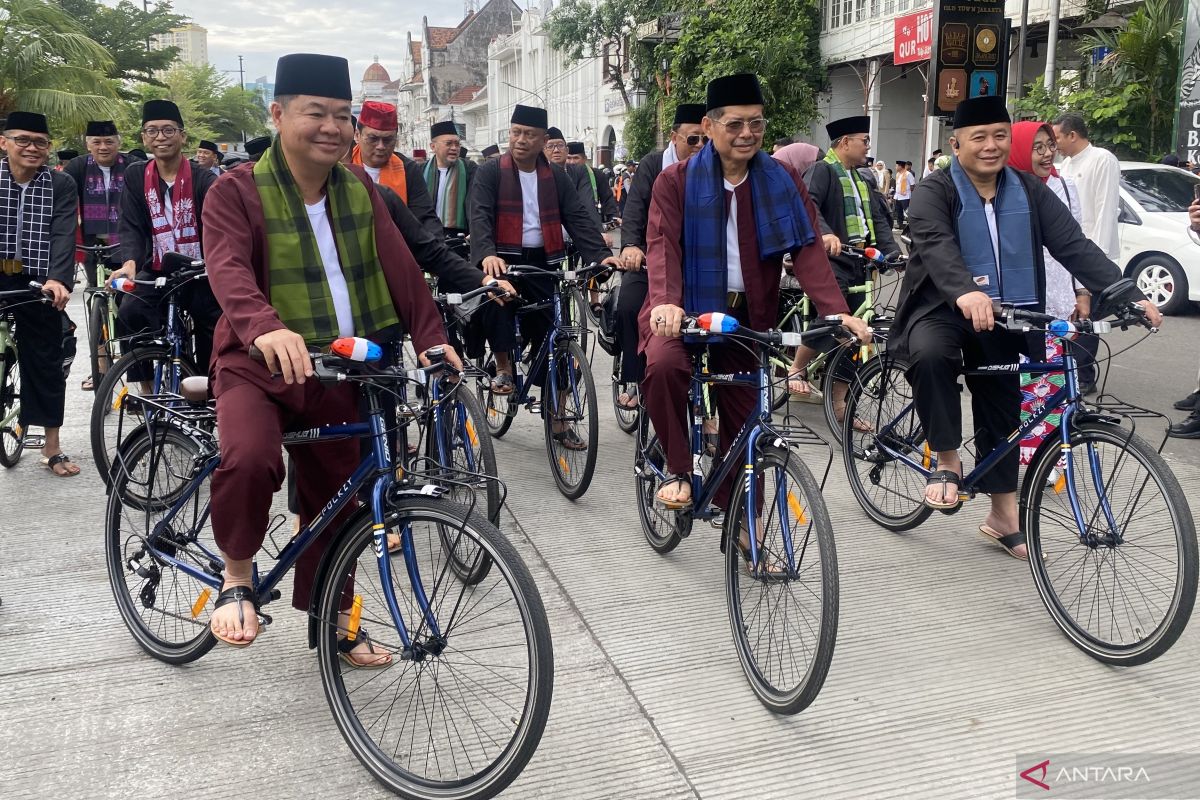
[928,0,1009,117]
[1179,2,1200,162]
[894,9,935,65]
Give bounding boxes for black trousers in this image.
[614,269,647,382]
[438,272,516,359]
[0,273,68,428]
[894,198,910,226]
[116,272,222,374]
[505,249,558,389]
[903,307,1030,494]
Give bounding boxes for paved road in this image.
[1,291,1199,798]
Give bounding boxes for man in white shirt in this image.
[1054,112,1120,394]
[1168,199,1200,436]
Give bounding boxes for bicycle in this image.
[0,282,51,467]
[77,242,122,391]
[104,339,554,799]
[90,253,206,487]
[475,262,608,500]
[841,294,1197,665]
[633,312,841,714]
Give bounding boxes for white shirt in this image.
[98,165,112,193]
[435,166,450,219]
[305,199,355,337]
[894,170,912,199]
[984,201,1000,280]
[724,177,746,292]
[1043,174,1084,319]
[519,169,543,247]
[363,165,382,184]
[1059,143,1121,260]
[164,180,175,227]
[662,142,681,169]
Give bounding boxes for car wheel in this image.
[1132,255,1189,315]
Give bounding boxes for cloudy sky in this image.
[162,0,489,87]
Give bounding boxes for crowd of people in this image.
[0,49,1178,631]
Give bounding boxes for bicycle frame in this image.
[771,278,877,374]
[870,342,1122,544]
[127,387,445,651]
[501,278,584,413]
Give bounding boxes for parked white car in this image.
[1117,162,1200,314]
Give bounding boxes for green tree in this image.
[56,0,186,87]
[0,0,118,128]
[119,64,268,144]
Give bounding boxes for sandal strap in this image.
[995,531,1026,549]
[213,585,258,630]
[926,469,961,486]
[338,628,374,654]
[46,452,71,467]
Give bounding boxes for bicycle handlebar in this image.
[0,281,50,307]
[680,312,846,347]
[843,245,906,273]
[503,262,612,283]
[111,267,207,294]
[248,338,461,385]
[434,282,511,307]
[993,303,1156,335]
[76,242,121,254]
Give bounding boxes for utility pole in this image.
[1044,0,1061,94]
[238,55,245,90]
[1016,0,1029,98]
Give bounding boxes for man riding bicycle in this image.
[200,53,460,661]
[893,96,1160,560]
[640,73,870,518]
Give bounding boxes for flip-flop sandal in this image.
[617,386,640,409]
[81,376,94,391]
[655,474,693,511]
[552,428,589,451]
[787,372,824,404]
[338,628,393,669]
[490,373,515,395]
[42,452,80,477]
[978,525,1035,561]
[210,585,260,648]
[924,469,962,510]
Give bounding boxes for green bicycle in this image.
[0,282,51,467]
[78,242,122,392]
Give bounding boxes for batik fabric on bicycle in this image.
[144,157,201,271]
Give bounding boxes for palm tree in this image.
[0,0,118,129]
[1078,0,1184,155]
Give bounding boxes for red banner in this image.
[894,9,934,65]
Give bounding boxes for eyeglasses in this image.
[545,143,567,151]
[1033,141,1058,155]
[713,118,768,135]
[363,134,397,148]
[142,126,181,139]
[5,135,52,150]
[685,134,710,146]
[844,135,871,145]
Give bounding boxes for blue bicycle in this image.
[633,313,841,714]
[842,296,1197,665]
[103,343,554,799]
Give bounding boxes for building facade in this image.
[150,23,209,68]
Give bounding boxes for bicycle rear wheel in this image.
[315,497,553,800]
[567,287,593,357]
[842,354,932,531]
[91,345,199,487]
[543,339,598,499]
[474,352,515,439]
[725,446,838,714]
[105,425,219,664]
[86,295,107,390]
[0,344,25,468]
[1023,421,1198,665]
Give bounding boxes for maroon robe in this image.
[201,165,447,610]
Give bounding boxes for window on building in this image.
[870,0,880,16]
[899,0,910,9]
[843,0,853,26]
[855,0,867,23]
[884,0,894,12]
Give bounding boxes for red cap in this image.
[413,149,427,158]
[358,100,397,131]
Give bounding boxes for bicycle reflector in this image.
[331,337,383,362]
[110,277,134,293]
[697,312,739,334]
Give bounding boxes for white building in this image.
[816,0,1102,167]
[151,23,209,68]
[486,8,631,166]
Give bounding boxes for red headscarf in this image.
[1008,120,1057,183]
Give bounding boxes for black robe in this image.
[803,158,899,283]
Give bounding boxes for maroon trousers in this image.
[642,329,758,510]
[210,353,361,610]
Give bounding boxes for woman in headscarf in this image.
[1008,120,1087,466]
[772,142,822,180]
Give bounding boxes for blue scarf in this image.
[682,143,816,315]
[949,158,1038,306]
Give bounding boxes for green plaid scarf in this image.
[253,137,399,346]
[423,158,469,230]
[822,150,876,246]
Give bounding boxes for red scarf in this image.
[144,157,201,271]
[495,153,565,263]
[1008,121,1058,184]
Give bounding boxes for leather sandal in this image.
[655,474,693,511]
[210,585,259,648]
[552,428,588,451]
[924,469,962,510]
[42,452,80,477]
[978,525,1034,561]
[338,628,393,669]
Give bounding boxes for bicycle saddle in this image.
[179,376,210,404]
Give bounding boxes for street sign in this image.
[1177,3,1200,162]
[894,9,934,65]
[928,0,1009,116]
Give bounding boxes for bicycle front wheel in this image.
[1023,421,1198,665]
[0,344,24,468]
[725,446,838,714]
[315,497,554,800]
[91,345,198,487]
[543,339,598,499]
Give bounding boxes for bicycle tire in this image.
[841,354,932,531]
[1023,420,1198,666]
[633,415,691,553]
[821,342,879,446]
[91,345,199,488]
[0,344,24,468]
[105,424,219,664]
[87,295,107,391]
[611,351,639,434]
[542,339,598,499]
[725,446,838,714]
[474,352,515,439]
[315,496,553,800]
